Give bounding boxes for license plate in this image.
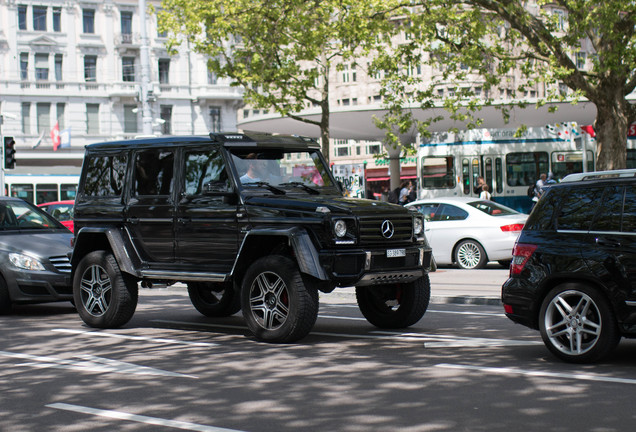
[387,248,406,258]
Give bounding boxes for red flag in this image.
[51,122,60,151]
[580,125,595,138]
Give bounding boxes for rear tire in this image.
[454,240,487,269]
[356,275,430,328]
[74,250,138,328]
[188,281,241,317]
[539,284,620,363]
[241,255,318,343]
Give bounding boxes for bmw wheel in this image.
[454,240,487,269]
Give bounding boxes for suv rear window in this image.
[555,186,603,231]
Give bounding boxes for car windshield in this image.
[467,200,520,216]
[0,200,63,230]
[230,148,337,193]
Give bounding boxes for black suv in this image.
[71,133,433,342]
[502,169,636,362]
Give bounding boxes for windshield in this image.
[230,149,336,192]
[0,200,64,230]
[467,200,520,216]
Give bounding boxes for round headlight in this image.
[413,217,423,235]
[334,219,347,238]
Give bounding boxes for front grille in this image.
[49,255,71,273]
[359,216,412,244]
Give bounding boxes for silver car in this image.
[0,197,73,313]
[406,197,528,269]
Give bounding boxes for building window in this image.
[207,69,217,85]
[123,105,137,133]
[33,6,47,31]
[209,106,221,132]
[160,105,172,135]
[84,55,97,82]
[20,53,29,80]
[35,54,49,81]
[56,103,66,129]
[121,11,132,43]
[21,103,31,134]
[18,5,27,30]
[122,57,135,82]
[158,59,170,84]
[86,104,99,135]
[55,54,63,81]
[53,7,61,32]
[36,103,51,134]
[83,9,95,34]
[576,52,586,70]
[367,143,381,155]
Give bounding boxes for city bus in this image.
[5,173,80,204]
[416,123,597,213]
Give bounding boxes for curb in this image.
[431,295,501,306]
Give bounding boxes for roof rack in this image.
[561,168,636,182]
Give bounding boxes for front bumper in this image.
[4,268,72,303]
[320,245,433,287]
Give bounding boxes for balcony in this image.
[115,32,140,47]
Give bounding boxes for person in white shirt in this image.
[479,184,491,200]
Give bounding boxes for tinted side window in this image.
[591,186,623,232]
[183,148,229,195]
[83,153,127,197]
[556,186,603,231]
[622,185,636,232]
[133,149,174,196]
[437,204,468,221]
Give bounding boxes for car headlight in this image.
[413,217,424,236]
[9,253,45,271]
[334,219,347,238]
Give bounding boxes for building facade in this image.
[0,0,242,185]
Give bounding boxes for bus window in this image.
[61,184,77,200]
[471,158,480,192]
[495,158,503,193]
[551,151,594,181]
[421,156,455,189]
[10,184,35,203]
[36,184,58,204]
[462,158,470,194]
[484,157,493,192]
[506,152,548,186]
[628,149,636,169]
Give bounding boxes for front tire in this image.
[454,240,487,269]
[0,276,11,315]
[188,281,241,317]
[356,275,431,328]
[241,255,318,343]
[539,284,620,363]
[73,250,138,328]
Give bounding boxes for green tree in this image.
[374,0,636,170]
[157,0,395,162]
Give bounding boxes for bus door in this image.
[461,155,504,198]
[461,156,481,197]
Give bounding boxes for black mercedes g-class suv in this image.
[71,133,433,342]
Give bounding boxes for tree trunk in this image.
[386,145,402,191]
[594,101,628,171]
[320,58,330,164]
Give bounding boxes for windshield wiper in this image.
[242,181,286,195]
[279,182,320,195]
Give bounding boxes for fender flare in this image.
[71,227,143,278]
[233,226,328,280]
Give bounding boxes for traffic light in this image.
[4,136,16,169]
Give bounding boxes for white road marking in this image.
[0,351,196,378]
[435,363,636,385]
[47,403,244,432]
[52,328,217,347]
[152,319,538,347]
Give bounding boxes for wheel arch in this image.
[71,227,142,279]
[232,227,328,289]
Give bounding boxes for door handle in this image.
[177,217,191,225]
[596,237,621,248]
[128,217,139,225]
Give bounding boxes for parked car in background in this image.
[502,169,636,363]
[406,197,527,269]
[38,200,74,232]
[0,197,73,314]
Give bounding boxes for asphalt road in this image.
[1,268,636,432]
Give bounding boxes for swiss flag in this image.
[51,122,61,151]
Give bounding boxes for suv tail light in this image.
[500,224,524,232]
[510,243,537,275]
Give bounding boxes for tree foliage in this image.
[374,0,636,170]
[157,0,395,162]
